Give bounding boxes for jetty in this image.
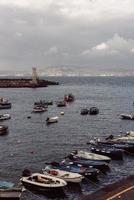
[0,68,59,88]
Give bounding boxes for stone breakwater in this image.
[0,78,59,88]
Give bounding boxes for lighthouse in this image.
[31,67,39,85]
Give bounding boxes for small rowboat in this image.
[42,168,83,183]
[21,173,67,191]
[46,116,58,125]
[0,114,11,121]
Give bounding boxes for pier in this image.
[0,68,59,88]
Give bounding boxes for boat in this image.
[0,114,11,121]
[0,188,22,199]
[0,125,8,135]
[70,150,111,162]
[45,162,99,181]
[0,98,11,109]
[21,173,67,191]
[64,94,75,102]
[46,116,58,125]
[0,181,22,199]
[90,146,124,160]
[120,114,134,120]
[89,107,99,115]
[80,109,89,115]
[32,106,47,113]
[67,156,110,173]
[57,101,66,107]
[42,167,83,183]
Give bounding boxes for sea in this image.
[0,76,134,200]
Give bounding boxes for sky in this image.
[0,0,134,76]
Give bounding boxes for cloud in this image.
[82,34,134,56]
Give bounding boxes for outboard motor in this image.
[22,169,31,177]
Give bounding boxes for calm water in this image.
[0,76,134,200]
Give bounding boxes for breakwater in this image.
[0,78,59,88]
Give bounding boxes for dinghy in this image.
[0,114,11,121]
[70,150,111,162]
[46,116,58,125]
[42,167,83,183]
[21,173,67,191]
[120,114,134,120]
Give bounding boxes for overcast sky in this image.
[0,0,134,75]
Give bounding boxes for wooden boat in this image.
[0,188,22,199]
[70,150,111,162]
[42,167,83,183]
[0,114,11,121]
[46,116,58,125]
[0,125,8,135]
[21,173,67,191]
[64,94,75,102]
[120,114,134,120]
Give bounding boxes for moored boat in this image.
[120,114,134,120]
[89,107,99,115]
[70,150,111,162]
[80,109,89,115]
[46,116,58,125]
[42,167,83,183]
[32,106,47,113]
[21,173,67,191]
[0,98,11,109]
[57,101,66,107]
[46,162,99,181]
[64,94,75,102]
[0,125,8,135]
[0,114,11,121]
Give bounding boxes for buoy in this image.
[60,111,64,115]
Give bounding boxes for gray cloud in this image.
[0,0,134,75]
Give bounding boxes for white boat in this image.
[42,168,83,183]
[0,188,22,199]
[32,107,47,113]
[71,150,111,162]
[21,173,67,191]
[120,114,134,120]
[0,114,11,121]
[46,116,58,124]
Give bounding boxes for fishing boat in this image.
[0,98,11,109]
[0,114,11,121]
[42,167,83,183]
[21,173,67,191]
[64,94,75,102]
[70,150,111,162]
[45,162,99,181]
[32,106,47,113]
[46,116,58,125]
[0,125,8,135]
